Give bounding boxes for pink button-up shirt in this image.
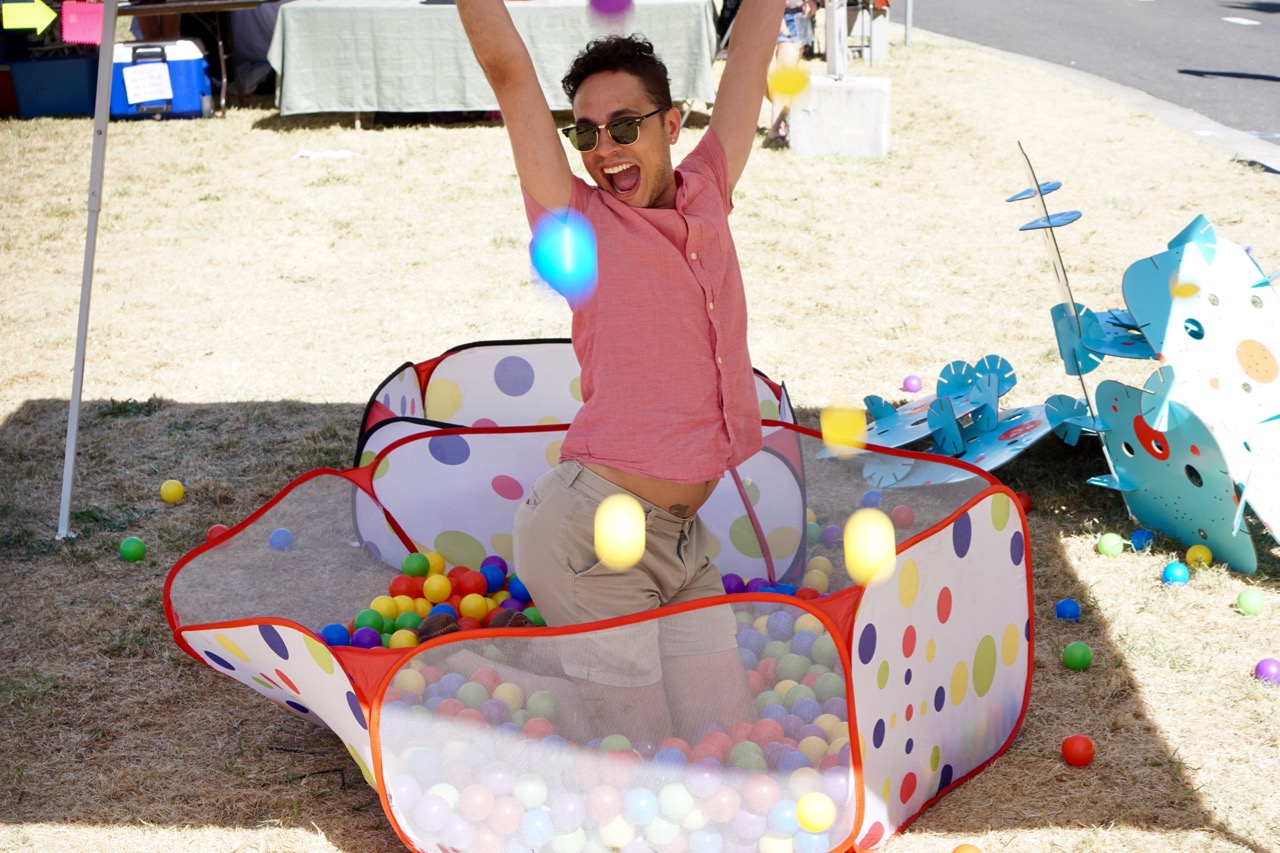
[524,131,762,483]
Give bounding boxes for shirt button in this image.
[716,356,723,365]
[708,301,715,311]
[690,251,698,260]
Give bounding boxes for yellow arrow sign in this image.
[2,0,58,35]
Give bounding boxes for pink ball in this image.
[458,783,495,822]
[703,785,741,822]
[487,796,524,835]
[471,666,501,694]
[903,374,923,393]
[522,717,555,739]
[742,774,781,813]
[587,784,623,823]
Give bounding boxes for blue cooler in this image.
[110,40,212,119]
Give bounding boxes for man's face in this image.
[570,71,679,209]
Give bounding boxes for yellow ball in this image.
[423,574,452,603]
[768,66,810,99]
[414,597,432,618]
[160,479,184,504]
[819,406,867,459]
[388,628,419,649]
[802,570,830,594]
[795,791,836,833]
[595,493,647,569]
[460,593,489,621]
[1186,544,1212,568]
[953,845,983,853]
[774,679,799,699]
[492,682,525,713]
[424,551,446,575]
[805,508,817,524]
[843,508,897,585]
[392,669,426,697]
[370,595,399,620]
[797,735,828,765]
[795,614,825,636]
[393,594,416,616]
[492,590,511,604]
[806,555,833,576]
[786,767,822,797]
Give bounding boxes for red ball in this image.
[889,505,915,530]
[471,666,500,693]
[749,718,785,746]
[699,731,734,763]
[658,737,692,756]
[522,717,555,739]
[455,708,486,726]
[206,523,230,541]
[1062,734,1094,767]
[746,670,765,695]
[756,657,778,684]
[728,721,753,742]
[457,616,482,631]
[456,570,489,597]
[446,593,464,612]
[599,750,640,787]
[435,698,465,717]
[388,574,420,598]
[795,587,821,600]
[1016,492,1033,513]
[800,673,820,689]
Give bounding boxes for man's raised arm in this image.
[708,0,786,193]
[457,0,573,210]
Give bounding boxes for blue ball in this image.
[654,746,688,767]
[777,749,813,772]
[268,527,295,551]
[1162,562,1190,586]
[795,831,831,853]
[436,672,466,698]
[688,829,724,853]
[1131,529,1155,551]
[790,630,817,658]
[507,574,532,603]
[766,610,795,641]
[429,603,458,619]
[520,809,555,846]
[767,799,799,835]
[530,209,597,303]
[480,564,506,594]
[623,787,660,825]
[773,583,798,596]
[1054,598,1082,622]
[319,623,350,646]
[739,647,759,669]
[859,489,883,509]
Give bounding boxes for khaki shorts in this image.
[513,459,739,687]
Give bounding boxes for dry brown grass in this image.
[2,22,1280,853]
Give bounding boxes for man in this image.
[458,0,785,744]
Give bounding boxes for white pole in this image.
[57,0,119,539]
[905,0,913,46]
[825,0,847,80]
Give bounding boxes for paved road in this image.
[909,0,1280,143]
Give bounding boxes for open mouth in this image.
[603,162,641,198]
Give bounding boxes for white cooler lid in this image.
[113,39,206,63]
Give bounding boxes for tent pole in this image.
[57,0,120,540]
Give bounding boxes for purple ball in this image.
[633,739,656,759]
[762,741,790,768]
[777,750,813,772]
[903,374,923,393]
[797,722,826,741]
[588,0,632,15]
[481,554,509,574]
[481,764,517,796]
[820,525,841,548]
[351,626,383,648]
[479,698,510,726]
[1255,657,1280,685]
[821,767,851,801]
[548,792,586,831]
[722,573,746,594]
[821,697,848,719]
[745,577,769,593]
[499,597,525,610]
[412,793,452,833]
[686,761,722,798]
[440,814,476,850]
[779,713,804,740]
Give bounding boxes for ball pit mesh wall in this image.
[165,423,1032,852]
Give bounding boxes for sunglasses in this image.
[560,108,666,152]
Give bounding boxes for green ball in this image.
[394,611,423,631]
[1097,533,1124,557]
[523,606,546,627]
[784,684,817,710]
[729,740,764,768]
[805,522,823,545]
[401,552,430,576]
[1062,641,1093,671]
[119,536,146,562]
[777,653,811,683]
[456,681,489,709]
[811,634,838,667]
[527,689,559,721]
[354,609,383,631]
[599,733,633,753]
[762,640,790,661]
[1237,588,1264,616]
[754,690,783,714]
[814,672,845,703]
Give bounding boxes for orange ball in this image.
[953,845,983,853]
[1062,734,1095,767]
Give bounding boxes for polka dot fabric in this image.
[852,492,1032,846]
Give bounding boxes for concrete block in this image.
[850,7,890,62]
[787,75,891,159]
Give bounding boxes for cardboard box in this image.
[111,40,211,119]
[9,54,98,118]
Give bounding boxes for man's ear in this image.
[665,107,681,144]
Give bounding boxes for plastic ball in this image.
[953,846,983,853]
[524,606,546,627]
[858,489,882,509]
[389,628,418,648]
[1015,492,1032,513]
[588,0,632,15]
[842,508,896,585]
[722,573,746,594]
[160,479,184,503]
[460,593,490,621]
[319,623,350,646]
[1237,588,1265,615]
[595,492,647,569]
[402,552,430,576]
[1255,658,1280,686]
[527,689,560,721]
[1186,544,1212,568]
[268,527,295,551]
[521,809,556,846]
[351,626,382,648]
[206,523,229,542]
[889,505,914,529]
[794,792,835,833]
[623,787,660,825]
[1130,529,1155,551]
[819,406,866,458]
[767,65,810,100]
[119,536,146,562]
[1054,598,1082,622]
[480,564,506,593]
[1062,641,1092,671]
[1061,734,1095,767]
[531,208,597,303]
[820,524,841,547]
[422,574,452,603]
[1096,532,1124,557]
[1162,562,1190,586]
[902,374,922,393]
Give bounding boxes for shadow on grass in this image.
[0,399,1276,851]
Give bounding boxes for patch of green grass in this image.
[98,396,165,419]
[68,504,152,535]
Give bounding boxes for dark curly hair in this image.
[561,35,674,112]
